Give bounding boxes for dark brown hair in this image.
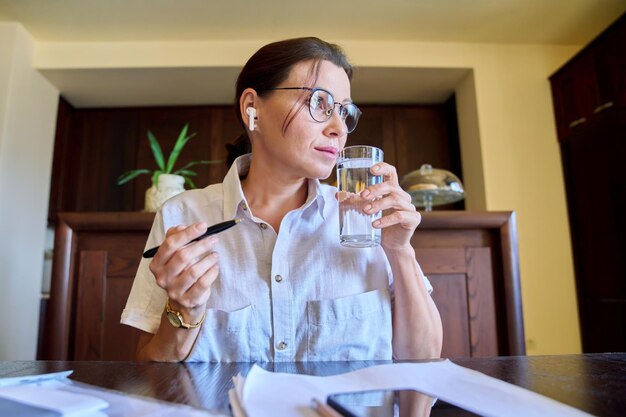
[225,37,353,167]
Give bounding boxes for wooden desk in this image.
[2,354,625,416]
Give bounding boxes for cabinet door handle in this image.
[568,117,587,128]
[593,101,614,114]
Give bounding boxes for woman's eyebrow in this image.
[316,86,353,103]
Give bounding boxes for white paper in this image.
[0,382,108,416]
[0,370,73,388]
[0,371,227,417]
[238,360,592,417]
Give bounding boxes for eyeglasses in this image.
[261,87,361,133]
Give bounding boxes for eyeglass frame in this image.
[258,87,362,133]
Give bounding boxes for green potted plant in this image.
[117,123,220,211]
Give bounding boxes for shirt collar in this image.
[222,154,251,221]
[222,153,327,222]
[303,177,327,221]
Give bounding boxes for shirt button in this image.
[275,275,283,283]
[277,341,287,350]
[242,203,248,211]
[260,223,267,229]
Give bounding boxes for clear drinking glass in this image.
[336,145,384,248]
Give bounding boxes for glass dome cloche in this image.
[400,164,465,211]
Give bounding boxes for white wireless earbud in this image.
[246,107,257,131]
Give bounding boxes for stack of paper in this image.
[0,370,226,417]
[229,360,591,417]
[0,371,108,416]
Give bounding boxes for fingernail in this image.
[372,165,380,171]
[196,222,206,231]
[373,220,381,227]
[364,204,372,212]
[361,190,370,198]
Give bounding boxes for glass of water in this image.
[336,145,384,247]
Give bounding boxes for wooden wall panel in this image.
[74,250,107,360]
[74,109,139,212]
[414,248,466,274]
[429,274,471,358]
[466,247,498,357]
[48,98,463,221]
[103,277,141,360]
[48,97,75,222]
[393,106,453,177]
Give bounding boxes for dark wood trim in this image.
[419,210,513,229]
[54,211,156,231]
[499,212,525,355]
[42,216,74,359]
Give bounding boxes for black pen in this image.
[142,218,242,258]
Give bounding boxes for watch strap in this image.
[165,300,206,329]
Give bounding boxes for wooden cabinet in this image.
[549,13,626,352]
[414,211,524,357]
[550,13,626,141]
[550,49,598,138]
[557,109,626,353]
[41,212,153,360]
[41,211,523,360]
[48,98,463,222]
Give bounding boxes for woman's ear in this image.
[240,88,260,133]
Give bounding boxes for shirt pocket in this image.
[306,289,392,361]
[186,304,258,362]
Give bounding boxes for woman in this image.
[121,37,442,362]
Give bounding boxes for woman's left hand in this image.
[360,162,421,251]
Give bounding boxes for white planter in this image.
[144,174,185,212]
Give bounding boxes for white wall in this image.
[0,23,59,360]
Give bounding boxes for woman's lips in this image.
[315,147,338,158]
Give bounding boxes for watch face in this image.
[166,311,182,328]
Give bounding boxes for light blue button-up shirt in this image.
[122,154,431,362]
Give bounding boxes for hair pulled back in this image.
[225,37,353,167]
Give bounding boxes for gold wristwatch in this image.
[164,300,206,329]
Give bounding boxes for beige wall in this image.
[467,46,581,353]
[343,40,581,354]
[0,23,59,360]
[0,32,582,357]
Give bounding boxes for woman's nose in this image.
[323,108,348,137]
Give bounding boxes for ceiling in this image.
[1,0,625,44]
[1,0,624,107]
[40,66,471,107]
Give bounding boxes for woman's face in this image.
[255,59,351,180]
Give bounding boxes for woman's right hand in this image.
[148,222,220,321]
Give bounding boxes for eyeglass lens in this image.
[309,89,360,133]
